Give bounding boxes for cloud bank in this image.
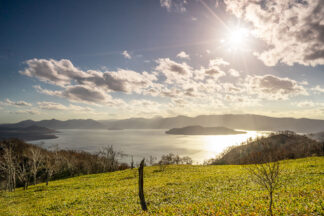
[19,56,314,118]
[245,75,308,100]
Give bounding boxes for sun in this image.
[230,27,249,45]
[223,27,251,52]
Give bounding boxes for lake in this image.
[30,129,269,164]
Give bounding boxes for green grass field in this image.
[1,157,323,215]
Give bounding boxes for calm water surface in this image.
[31,129,269,164]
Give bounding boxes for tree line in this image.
[0,138,194,191]
[0,139,129,191]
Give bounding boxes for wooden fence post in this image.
[138,159,147,211]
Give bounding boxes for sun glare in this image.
[230,27,249,45]
[224,27,251,52]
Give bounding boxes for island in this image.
[165,125,246,135]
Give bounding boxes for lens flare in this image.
[229,27,249,46]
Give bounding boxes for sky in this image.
[0,0,324,123]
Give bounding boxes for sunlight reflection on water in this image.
[31,129,269,164]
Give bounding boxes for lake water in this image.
[31,129,269,164]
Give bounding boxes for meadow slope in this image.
[1,157,323,215]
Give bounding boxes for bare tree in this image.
[246,142,282,216]
[148,155,157,166]
[44,153,56,186]
[181,156,193,165]
[99,145,118,172]
[158,153,193,166]
[16,161,30,190]
[0,141,16,191]
[247,160,280,216]
[29,147,43,185]
[174,155,181,164]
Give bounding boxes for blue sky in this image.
[0,0,324,123]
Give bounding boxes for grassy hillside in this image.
[1,157,323,215]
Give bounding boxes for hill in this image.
[1,157,323,215]
[99,114,324,133]
[209,132,323,165]
[0,126,57,141]
[165,126,245,135]
[0,119,106,130]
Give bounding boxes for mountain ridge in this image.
[0,119,105,130]
[1,114,324,133]
[99,114,324,133]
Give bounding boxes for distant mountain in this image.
[0,119,106,130]
[2,114,324,133]
[0,125,57,141]
[99,114,324,133]
[166,126,246,135]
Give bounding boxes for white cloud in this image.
[122,50,132,59]
[225,95,261,107]
[37,101,94,112]
[80,69,158,94]
[62,85,112,104]
[155,58,193,84]
[4,99,32,107]
[311,85,324,93]
[20,59,163,106]
[160,0,187,12]
[294,100,324,108]
[245,74,308,100]
[204,67,226,78]
[209,58,229,67]
[20,58,87,86]
[12,110,39,115]
[176,51,190,59]
[225,0,324,66]
[34,85,62,97]
[184,87,199,97]
[228,68,240,77]
[195,65,226,80]
[174,59,225,83]
[38,101,67,110]
[160,0,172,11]
[23,59,158,96]
[295,100,316,108]
[34,85,117,105]
[161,88,181,98]
[25,58,234,105]
[20,57,315,116]
[222,83,242,94]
